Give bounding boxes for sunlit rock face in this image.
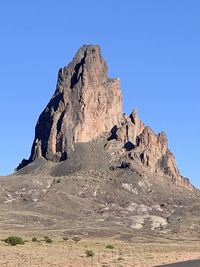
[107,109,195,191]
[29,45,122,162]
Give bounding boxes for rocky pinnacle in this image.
[17,45,195,192]
[19,45,122,167]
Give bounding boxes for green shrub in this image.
[43,236,53,243]
[4,236,25,246]
[106,244,114,249]
[45,238,53,243]
[85,250,95,257]
[72,236,81,243]
[32,237,38,242]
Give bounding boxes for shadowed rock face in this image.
[29,45,122,163]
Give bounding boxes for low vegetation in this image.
[4,236,25,246]
[85,250,95,257]
[72,236,81,243]
[106,244,114,249]
[43,236,53,243]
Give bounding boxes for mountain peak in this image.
[17,45,195,192]
[19,45,122,166]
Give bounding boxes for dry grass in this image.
[0,236,200,267]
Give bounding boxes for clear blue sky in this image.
[0,1,199,188]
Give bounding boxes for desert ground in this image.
[0,231,200,267]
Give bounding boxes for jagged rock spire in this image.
[26,45,122,164]
[16,45,195,192]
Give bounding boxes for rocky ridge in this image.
[106,109,193,191]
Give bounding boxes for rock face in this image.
[115,108,145,145]
[107,109,195,191]
[29,45,122,163]
[133,126,192,189]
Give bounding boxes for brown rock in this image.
[28,45,122,163]
[116,108,145,146]
[134,128,195,190]
[108,110,195,191]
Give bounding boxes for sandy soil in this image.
[0,237,200,267]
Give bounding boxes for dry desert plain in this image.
[0,232,200,267]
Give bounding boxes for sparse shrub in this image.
[106,244,114,249]
[63,237,69,241]
[32,237,38,242]
[43,236,53,243]
[4,236,25,246]
[72,236,81,243]
[85,250,95,257]
[45,238,53,243]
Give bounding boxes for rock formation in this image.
[27,45,122,164]
[115,108,145,145]
[107,109,194,190]
[17,44,194,191]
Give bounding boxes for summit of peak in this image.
[20,45,122,166]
